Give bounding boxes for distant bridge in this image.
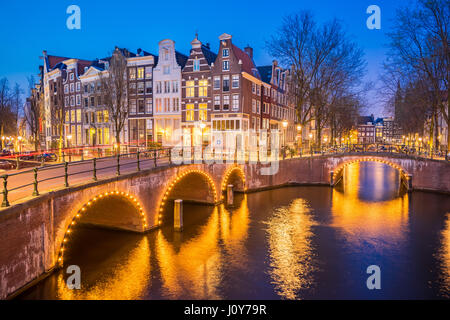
[1,150,449,299]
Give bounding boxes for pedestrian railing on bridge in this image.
[1,143,449,208]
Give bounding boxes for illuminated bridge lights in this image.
[221,166,247,199]
[57,191,147,266]
[332,157,408,180]
[157,169,218,226]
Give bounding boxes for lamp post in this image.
[67,135,72,162]
[199,122,206,159]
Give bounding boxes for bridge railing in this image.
[0,147,173,208]
[1,143,448,208]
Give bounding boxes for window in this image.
[199,103,207,121]
[70,73,74,81]
[164,81,170,93]
[172,98,179,112]
[84,98,88,107]
[186,104,194,121]
[193,59,200,71]
[70,83,74,93]
[65,111,69,122]
[76,82,80,92]
[222,60,229,71]
[257,85,261,96]
[138,99,145,113]
[137,67,144,79]
[96,111,103,123]
[186,80,195,97]
[90,96,95,107]
[223,76,230,92]
[232,75,239,88]
[252,99,256,113]
[76,109,81,123]
[145,67,152,79]
[129,68,136,80]
[84,85,88,93]
[232,95,239,111]
[145,99,152,114]
[70,96,75,106]
[222,48,229,57]
[65,96,69,106]
[214,95,220,111]
[76,95,81,106]
[164,98,170,112]
[155,98,162,112]
[223,95,230,110]
[199,79,208,97]
[214,76,220,90]
[172,81,178,93]
[129,83,136,95]
[156,81,162,94]
[130,99,136,114]
[137,82,144,94]
[103,110,109,122]
[163,66,170,74]
[257,101,261,113]
[252,83,256,94]
[97,96,102,106]
[145,81,152,94]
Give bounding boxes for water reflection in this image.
[58,233,150,300]
[265,199,317,299]
[17,162,450,300]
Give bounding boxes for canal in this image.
[18,162,450,299]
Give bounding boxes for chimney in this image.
[244,46,253,59]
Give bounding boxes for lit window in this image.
[103,110,109,122]
[199,103,207,121]
[186,104,194,121]
[129,68,136,80]
[186,80,195,97]
[199,79,208,97]
[137,67,144,79]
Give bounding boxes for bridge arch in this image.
[156,169,218,226]
[331,157,410,188]
[221,166,246,199]
[56,191,147,266]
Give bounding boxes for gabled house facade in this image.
[181,34,217,146]
[152,39,187,146]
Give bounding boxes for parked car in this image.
[36,153,58,162]
[19,152,36,160]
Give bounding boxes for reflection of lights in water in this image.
[333,162,409,250]
[220,195,250,269]
[56,237,150,300]
[265,198,316,300]
[155,207,223,299]
[438,213,450,298]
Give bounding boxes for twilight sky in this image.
[0,0,408,117]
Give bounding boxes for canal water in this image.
[18,162,450,299]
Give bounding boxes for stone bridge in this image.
[1,153,449,299]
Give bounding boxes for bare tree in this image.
[24,76,43,151]
[268,12,366,148]
[0,78,16,148]
[385,0,449,153]
[99,48,129,151]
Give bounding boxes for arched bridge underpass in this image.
[1,152,449,299]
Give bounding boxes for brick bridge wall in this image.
[1,153,449,299]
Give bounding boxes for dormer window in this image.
[222,49,229,57]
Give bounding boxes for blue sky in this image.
[0,0,407,116]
